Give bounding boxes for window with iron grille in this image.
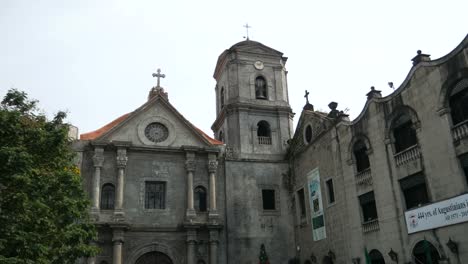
[145,181,166,209]
[101,183,115,210]
[359,191,378,222]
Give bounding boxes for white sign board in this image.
[307,168,326,241]
[405,193,468,234]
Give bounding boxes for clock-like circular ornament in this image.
[144,122,169,143]
[254,61,264,70]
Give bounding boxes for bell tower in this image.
[211,40,294,160]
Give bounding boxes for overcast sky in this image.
[1,0,467,138]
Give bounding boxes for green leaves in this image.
[0,89,97,264]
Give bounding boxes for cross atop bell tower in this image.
[152,68,166,87]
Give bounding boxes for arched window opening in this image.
[353,140,370,173]
[194,186,207,212]
[257,121,272,145]
[449,78,468,126]
[219,130,224,142]
[220,87,225,109]
[412,240,440,264]
[135,251,173,264]
[101,183,115,210]
[369,249,386,264]
[392,114,417,153]
[305,125,312,143]
[255,76,267,99]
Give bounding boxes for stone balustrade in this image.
[394,145,420,166]
[362,219,380,233]
[355,168,372,186]
[258,136,272,145]
[452,120,468,141]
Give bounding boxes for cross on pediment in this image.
[243,23,251,40]
[152,68,165,87]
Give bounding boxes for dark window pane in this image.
[257,121,271,137]
[400,174,429,209]
[195,186,207,212]
[393,116,417,153]
[326,179,335,203]
[359,192,378,222]
[353,140,370,172]
[297,189,306,218]
[101,184,115,210]
[145,181,166,209]
[255,76,267,99]
[305,125,312,143]
[220,87,225,109]
[449,79,468,125]
[459,153,468,185]
[262,189,275,210]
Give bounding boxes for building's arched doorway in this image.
[412,240,440,264]
[369,249,385,264]
[135,251,173,264]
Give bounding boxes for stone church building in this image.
[74,35,468,264]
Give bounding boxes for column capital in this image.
[185,160,196,172]
[93,147,105,167]
[207,160,218,173]
[116,148,128,168]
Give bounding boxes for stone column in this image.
[186,229,197,264]
[208,156,218,217]
[185,152,196,218]
[112,228,124,264]
[115,148,127,218]
[209,229,219,264]
[92,147,104,210]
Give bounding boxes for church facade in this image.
[74,35,468,264]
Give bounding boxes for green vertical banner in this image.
[424,239,433,264]
[307,168,326,241]
[364,247,371,264]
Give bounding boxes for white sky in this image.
[1,0,467,138]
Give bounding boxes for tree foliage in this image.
[0,89,97,264]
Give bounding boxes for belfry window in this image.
[359,191,378,223]
[101,183,115,210]
[353,140,370,173]
[257,120,272,145]
[145,181,166,209]
[194,186,207,212]
[220,86,225,109]
[255,76,267,99]
[392,114,417,153]
[400,173,429,209]
[449,78,468,126]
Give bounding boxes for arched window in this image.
[255,76,267,99]
[369,249,385,264]
[220,87,225,109]
[449,78,468,126]
[194,186,207,212]
[219,130,224,142]
[412,240,440,264]
[101,183,115,210]
[392,114,417,153]
[304,125,312,143]
[257,120,272,145]
[353,140,370,173]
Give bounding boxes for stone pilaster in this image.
[112,228,125,264]
[208,155,218,219]
[92,147,104,210]
[186,229,197,264]
[209,229,219,264]
[185,152,196,218]
[115,147,127,219]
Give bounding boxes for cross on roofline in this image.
[243,23,251,40]
[304,90,310,104]
[152,68,165,87]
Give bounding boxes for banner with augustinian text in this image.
[307,168,326,241]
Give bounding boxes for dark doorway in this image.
[369,249,385,264]
[413,240,440,264]
[135,251,173,264]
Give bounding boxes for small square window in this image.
[326,179,335,204]
[262,189,276,210]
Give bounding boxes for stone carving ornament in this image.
[144,122,169,143]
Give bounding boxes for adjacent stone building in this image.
[74,35,468,264]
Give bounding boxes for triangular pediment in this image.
[290,110,332,153]
[81,95,222,148]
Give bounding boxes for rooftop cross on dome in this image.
[152,68,166,87]
[243,23,251,40]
